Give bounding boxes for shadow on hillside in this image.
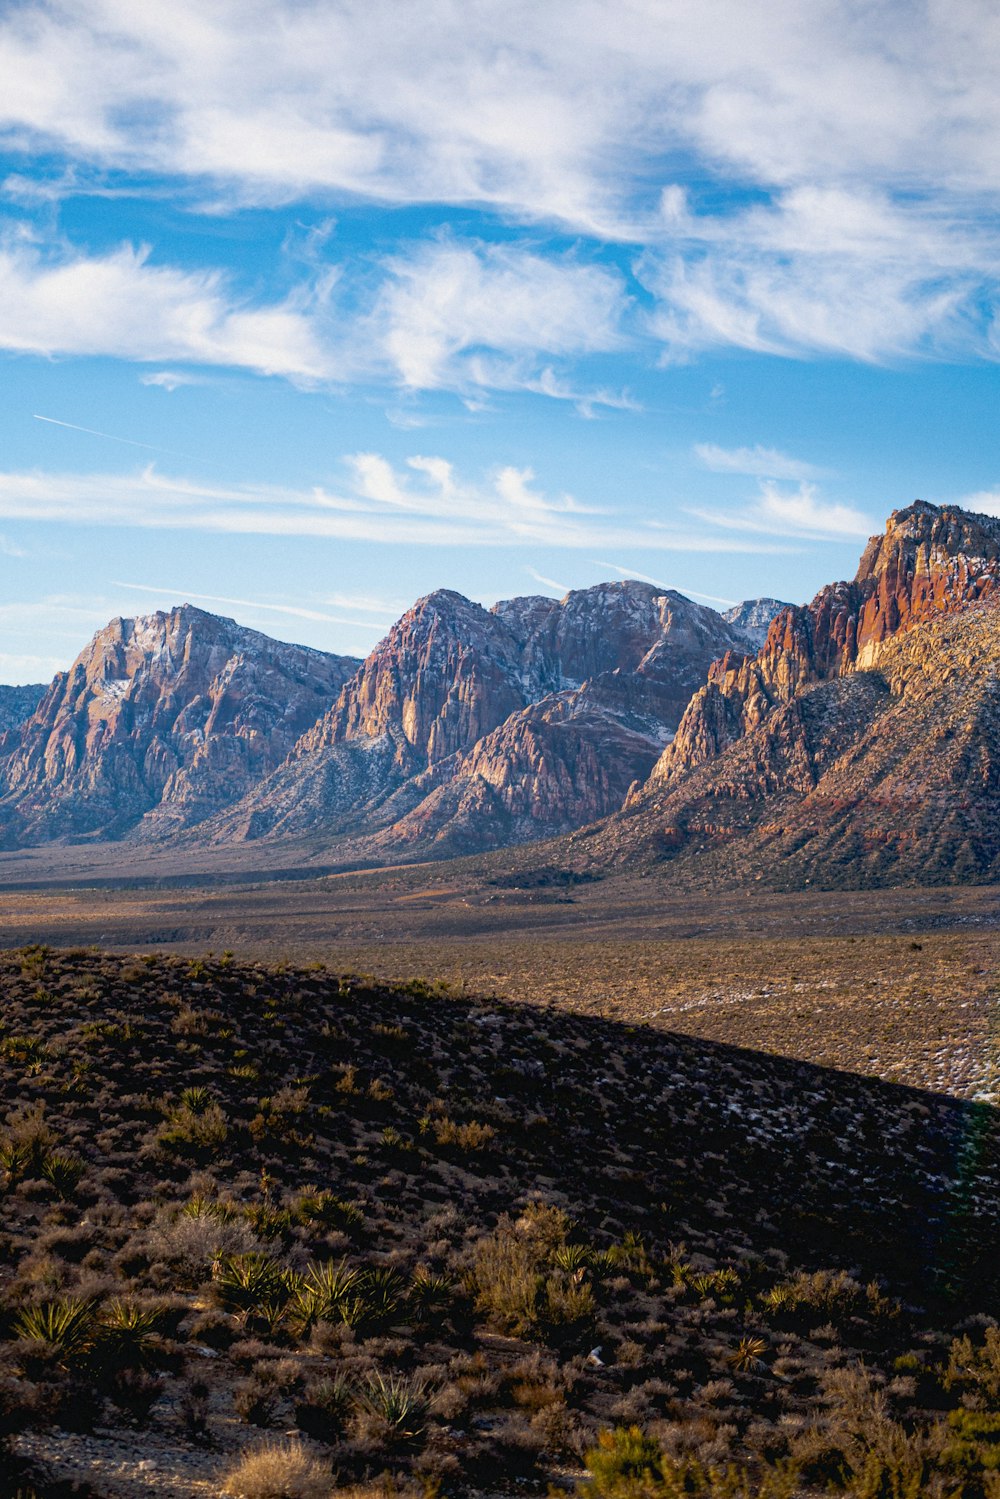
[1,946,997,1320]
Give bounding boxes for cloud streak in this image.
[0,456,792,554]
[691,481,875,540]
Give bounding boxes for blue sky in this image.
[3,1,1000,682]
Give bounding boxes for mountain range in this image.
[0,497,997,887]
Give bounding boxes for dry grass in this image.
[221,1439,329,1498]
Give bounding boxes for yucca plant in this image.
[292,1190,363,1230]
[356,1371,428,1442]
[14,1297,99,1365]
[213,1253,291,1319]
[729,1334,770,1375]
[178,1085,212,1113]
[552,1242,592,1273]
[409,1267,455,1317]
[40,1151,84,1199]
[356,1266,405,1330]
[95,1299,165,1371]
[291,1259,363,1333]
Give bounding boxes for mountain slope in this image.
[0,683,46,734]
[0,607,359,846]
[569,502,1000,888]
[205,581,761,850]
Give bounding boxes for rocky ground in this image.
[1,947,1000,1497]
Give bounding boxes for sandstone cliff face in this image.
[650,501,1000,791]
[0,608,358,845]
[620,600,1000,887]
[206,581,760,849]
[577,501,1000,888]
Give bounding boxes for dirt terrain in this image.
[0,851,996,1102]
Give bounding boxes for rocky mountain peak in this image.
[0,605,359,845]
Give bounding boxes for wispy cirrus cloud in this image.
[0,235,332,379]
[4,2,1000,376]
[0,456,791,554]
[692,481,875,540]
[694,442,825,481]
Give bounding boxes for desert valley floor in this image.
[0,847,997,1102]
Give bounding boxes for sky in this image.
[3,2,1000,682]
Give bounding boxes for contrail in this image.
[33,414,173,454]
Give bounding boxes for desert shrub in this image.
[157,1099,229,1155]
[584,1426,800,1497]
[234,1375,278,1427]
[147,1202,259,1281]
[221,1438,330,1498]
[946,1326,1000,1400]
[0,1109,55,1187]
[294,1374,352,1440]
[761,1269,861,1326]
[181,1377,210,1440]
[472,1218,543,1336]
[585,1425,662,1488]
[472,1205,595,1338]
[108,1365,163,1424]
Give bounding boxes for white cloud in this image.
[692,481,875,540]
[0,457,791,554]
[0,235,332,378]
[0,229,634,402]
[6,3,1000,374]
[6,2,1000,229]
[525,566,570,594]
[140,370,210,391]
[694,443,824,481]
[644,186,992,362]
[370,240,628,398]
[956,489,1000,518]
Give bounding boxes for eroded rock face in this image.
[651,501,1000,790]
[579,502,1000,888]
[0,684,46,735]
[0,607,359,845]
[208,581,755,849]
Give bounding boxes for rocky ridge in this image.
[0,607,359,845]
[205,581,759,852]
[572,502,1000,887]
[0,683,46,734]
